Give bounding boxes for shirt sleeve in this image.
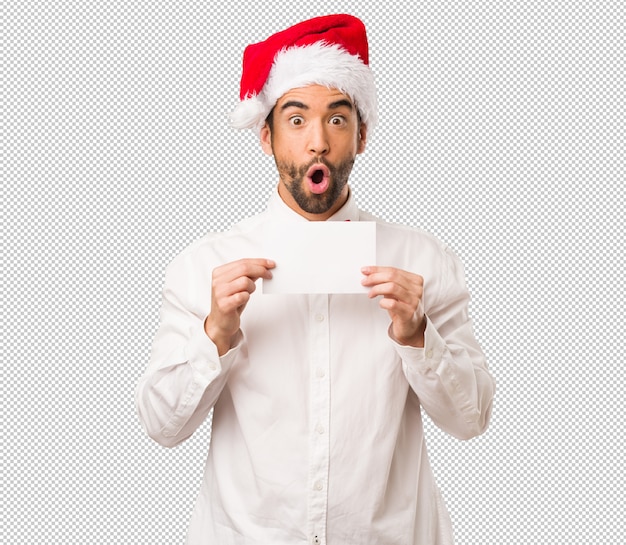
[134,254,243,448]
[392,247,495,440]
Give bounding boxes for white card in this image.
[262,221,376,294]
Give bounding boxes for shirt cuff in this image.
[185,322,244,385]
[390,318,446,373]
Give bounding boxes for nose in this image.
[308,121,329,156]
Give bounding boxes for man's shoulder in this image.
[358,208,452,254]
[166,211,268,272]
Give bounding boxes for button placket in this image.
[306,294,331,545]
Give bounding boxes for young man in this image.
[136,14,495,545]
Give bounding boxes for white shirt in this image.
[135,188,495,545]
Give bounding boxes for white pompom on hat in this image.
[230,14,378,135]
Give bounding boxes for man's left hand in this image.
[361,266,426,348]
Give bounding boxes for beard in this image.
[274,155,355,215]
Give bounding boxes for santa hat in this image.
[230,14,378,135]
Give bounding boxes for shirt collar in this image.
[266,184,360,222]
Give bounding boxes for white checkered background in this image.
[4,1,623,543]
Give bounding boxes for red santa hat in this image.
[230,14,378,135]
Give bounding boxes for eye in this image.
[329,115,347,126]
[289,116,304,126]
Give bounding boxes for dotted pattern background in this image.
[4,1,623,543]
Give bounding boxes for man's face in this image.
[260,85,367,221]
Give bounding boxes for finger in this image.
[212,288,252,315]
[215,276,257,300]
[378,296,415,316]
[220,258,276,279]
[215,258,276,273]
[232,257,276,268]
[361,265,396,278]
[214,258,276,283]
[361,265,418,276]
[362,272,399,288]
[366,281,408,299]
[367,283,422,310]
[379,297,425,327]
[362,271,423,294]
[361,267,423,288]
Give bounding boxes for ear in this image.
[357,123,368,154]
[260,124,273,156]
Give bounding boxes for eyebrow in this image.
[279,99,354,112]
[280,101,309,111]
[328,99,354,111]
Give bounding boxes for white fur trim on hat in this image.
[230,42,378,135]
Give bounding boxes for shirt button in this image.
[426,350,433,358]
[315,314,325,322]
[314,480,324,491]
[315,368,325,378]
[208,362,217,371]
[315,424,325,435]
[312,536,321,545]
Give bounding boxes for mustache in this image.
[297,157,332,175]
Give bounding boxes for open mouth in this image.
[311,169,325,184]
[306,164,330,194]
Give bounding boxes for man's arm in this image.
[135,258,275,448]
[361,258,495,440]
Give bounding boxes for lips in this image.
[305,163,330,194]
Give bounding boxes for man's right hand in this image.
[204,258,276,356]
